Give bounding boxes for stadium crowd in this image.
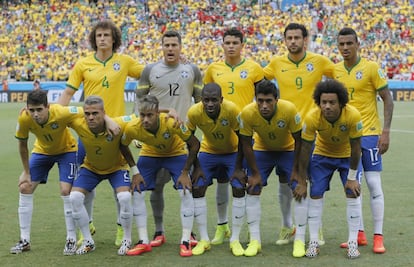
[0,0,413,84]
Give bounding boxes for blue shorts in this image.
[194,152,237,187]
[137,155,187,191]
[232,150,294,193]
[77,138,86,166]
[73,167,131,192]
[29,152,77,184]
[360,135,382,172]
[309,154,361,197]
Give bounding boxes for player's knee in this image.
[232,187,245,198]
[19,182,33,194]
[117,191,132,210]
[192,186,207,198]
[70,191,85,211]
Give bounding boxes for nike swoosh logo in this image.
[372,194,382,199]
[298,224,306,227]
[281,69,288,72]
[88,68,94,72]
[155,75,161,79]
[350,216,359,219]
[235,215,244,219]
[216,73,224,76]
[371,162,381,166]
[183,214,193,217]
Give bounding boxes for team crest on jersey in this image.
[277,120,286,128]
[356,121,363,131]
[181,71,189,79]
[240,70,248,79]
[339,124,347,132]
[69,106,79,113]
[221,119,229,126]
[106,135,114,142]
[306,63,314,72]
[51,122,59,129]
[113,62,121,71]
[355,71,363,80]
[163,131,171,139]
[180,124,188,133]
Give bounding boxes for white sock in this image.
[246,194,261,242]
[150,184,165,233]
[230,196,246,242]
[308,198,323,243]
[83,189,95,222]
[70,191,92,241]
[294,198,308,242]
[347,197,361,242]
[179,189,194,243]
[194,197,209,241]
[61,195,76,240]
[216,182,229,224]
[279,183,293,228]
[365,171,384,234]
[117,191,132,242]
[114,190,121,225]
[18,193,33,242]
[133,192,148,244]
[357,186,365,231]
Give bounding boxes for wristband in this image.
[347,169,357,181]
[130,166,140,175]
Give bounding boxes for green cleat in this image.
[292,240,306,258]
[230,240,244,256]
[244,240,261,257]
[211,223,231,245]
[115,224,124,247]
[275,226,296,245]
[192,240,211,255]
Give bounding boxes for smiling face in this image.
[162,36,181,65]
[319,93,341,123]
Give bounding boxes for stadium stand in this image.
[0,0,413,82]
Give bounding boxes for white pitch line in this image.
[391,129,414,134]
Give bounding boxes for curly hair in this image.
[88,20,122,51]
[313,79,349,108]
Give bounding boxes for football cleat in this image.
[77,221,96,247]
[179,241,192,257]
[126,240,152,256]
[244,240,261,257]
[76,239,95,255]
[10,239,30,254]
[192,240,211,255]
[305,241,320,258]
[190,232,198,247]
[318,227,325,246]
[211,223,231,245]
[115,224,124,247]
[340,230,368,248]
[275,226,296,245]
[63,238,77,256]
[230,240,244,256]
[347,240,360,259]
[117,239,131,256]
[150,231,166,247]
[292,240,306,258]
[373,234,386,254]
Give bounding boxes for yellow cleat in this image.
[211,223,231,245]
[192,240,211,255]
[275,226,295,245]
[292,240,306,258]
[115,224,124,247]
[230,240,244,256]
[244,240,261,257]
